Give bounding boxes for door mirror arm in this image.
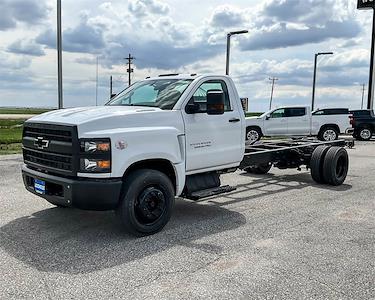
[185,102,200,114]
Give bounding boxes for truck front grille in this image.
[22,123,79,176]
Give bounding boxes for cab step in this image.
[187,185,236,201]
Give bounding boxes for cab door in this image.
[182,79,243,172]
[264,108,288,135]
[286,107,310,135]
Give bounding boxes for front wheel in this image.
[318,127,339,141]
[116,169,175,236]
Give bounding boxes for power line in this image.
[125,53,135,86]
[269,77,278,110]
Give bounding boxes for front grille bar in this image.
[22,123,79,176]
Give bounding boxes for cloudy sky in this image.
[0,0,373,112]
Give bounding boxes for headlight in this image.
[79,138,111,173]
[80,158,111,173]
[80,139,111,153]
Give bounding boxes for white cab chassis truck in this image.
[22,74,354,236]
[245,106,354,143]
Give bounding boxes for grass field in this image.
[0,119,24,155]
[0,107,53,115]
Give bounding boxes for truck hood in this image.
[28,106,162,125]
[27,105,184,138]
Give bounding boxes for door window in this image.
[286,108,306,117]
[270,108,286,118]
[188,80,231,113]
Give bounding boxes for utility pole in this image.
[110,76,113,99]
[57,0,63,109]
[361,84,366,109]
[269,77,278,110]
[125,54,134,86]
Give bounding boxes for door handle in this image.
[229,118,241,123]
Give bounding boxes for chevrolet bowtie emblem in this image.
[34,137,50,150]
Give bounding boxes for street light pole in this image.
[361,84,366,109]
[269,77,278,110]
[311,52,333,111]
[95,56,99,106]
[226,30,248,75]
[57,0,63,109]
[368,8,375,109]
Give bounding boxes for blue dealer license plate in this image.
[34,179,46,195]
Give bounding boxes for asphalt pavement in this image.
[0,142,374,299]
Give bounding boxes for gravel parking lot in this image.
[0,142,374,299]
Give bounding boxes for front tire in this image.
[318,126,339,141]
[116,169,175,236]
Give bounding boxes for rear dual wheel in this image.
[310,146,349,186]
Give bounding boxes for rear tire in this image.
[246,127,262,143]
[246,163,272,174]
[322,147,349,186]
[310,146,330,184]
[116,169,175,236]
[318,126,339,141]
[356,127,372,141]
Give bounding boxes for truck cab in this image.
[22,74,245,235]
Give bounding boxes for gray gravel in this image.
[0,142,374,299]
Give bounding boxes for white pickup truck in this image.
[246,106,354,143]
[22,74,352,236]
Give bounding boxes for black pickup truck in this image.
[350,110,375,141]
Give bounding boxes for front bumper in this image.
[22,165,122,211]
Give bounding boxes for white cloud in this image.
[0,0,372,111]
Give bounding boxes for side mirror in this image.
[265,115,270,120]
[207,90,225,115]
[110,93,117,99]
[185,102,200,114]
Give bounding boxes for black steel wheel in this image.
[246,163,272,174]
[116,169,175,236]
[322,147,349,186]
[310,145,330,184]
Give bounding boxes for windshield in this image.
[106,79,193,110]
